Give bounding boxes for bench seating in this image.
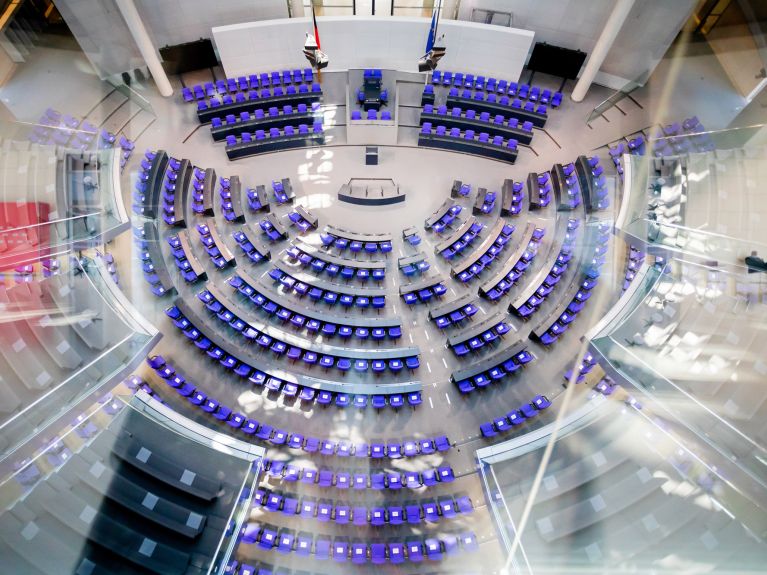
[450,338,534,394]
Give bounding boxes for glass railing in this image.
[0,389,263,575]
[478,389,767,575]
[0,255,160,465]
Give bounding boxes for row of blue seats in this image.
[564,351,598,384]
[239,525,477,563]
[532,223,611,345]
[261,458,451,487]
[421,122,519,151]
[197,287,417,374]
[431,70,563,107]
[477,189,497,214]
[156,156,186,226]
[168,233,205,283]
[453,346,535,394]
[233,229,270,264]
[480,394,551,437]
[196,83,321,112]
[219,176,242,222]
[584,156,610,211]
[134,225,172,297]
[228,274,401,342]
[149,360,427,456]
[162,303,417,410]
[320,231,393,253]
[451,319,511,356]
[430,300,479,329]
[183,69,314,101]
[481,227,545,301]
[400,279,448,305]
[439,219,485,260]
[532,171,553,208]
[196,222,234,269]
[454,223,515,283]
[224,122,324,146]
[424,103,534,133]
[260,464,455,491]
[622,246,645,292]
[268,267,387,309]
[430,203,462,234]
[260,218,287,242]
[351,109,392,121]
[212,102,320,128]
[254,488,472,527]
[442,86,548,116]
[286,245,385,281]
[506,180,525,215]
[512,220,579,318]
[287,210,316,233]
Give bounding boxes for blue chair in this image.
[351,110,361,120]
[381,110,392,120]
[367,109,377,120]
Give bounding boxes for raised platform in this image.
[338,178,405,206]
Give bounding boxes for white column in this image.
[442,0,459,20]
[114,0,173,97]
[289,0,305,18]
[571,0,635,102]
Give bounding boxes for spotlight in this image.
[304,33,329,70]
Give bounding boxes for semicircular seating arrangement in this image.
[6,11,765,575]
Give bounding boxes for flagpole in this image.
[312,4,322,84]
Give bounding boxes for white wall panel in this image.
[213,16,534,81]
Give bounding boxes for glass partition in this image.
[0,255,160,465]
[0,389,262,575]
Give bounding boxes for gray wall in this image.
[56,0,289,79]
[458,0,698,89]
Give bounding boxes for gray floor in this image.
[0,29,752,573]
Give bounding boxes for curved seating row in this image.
[261,458,451,487]
[398,252,430,276]
[448,313,511,356]
[351,108,393,121]
[196,220,235,269]
[479,221,545,301]
[528,171,553,209]
[271,178,295,204]
[196,84,321,123]
[501,178,525,216]
[436,216,483,259]
[550,161,583,211]
[400,274,448,304]
[219,175,245,222]
[474,188,497,214]
[564,351,598,384]
[287,206,318,233]
[211,102,321,141]
[132,149,167,217]
[233,225,271,265]
[183,69,314,102]
[225,122,325,160]
[247,185,271,212]
[428,293,480,329]
[287,239,385,281]
[191,166,215,215]
[419,122,518,164]
[229,270,401,339]
[510,218,579,318]
[253,487,472,527]
[424,199,462,232]
[260,213,289,242]
[529,223,611,345]
[320,226,393,253]
[451,339,535,394]
[421,104,534,145]
[451,219,515,282]
[197,284,419,373]
[268,263,386,309]
[622,246,645,291]
[159,156,191,227]
[446,91,547,128]
[479,394,552,437]
[168,230,207,283]
[239,524,478,563]
[134,222,175,296]
[432,70,563,108]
